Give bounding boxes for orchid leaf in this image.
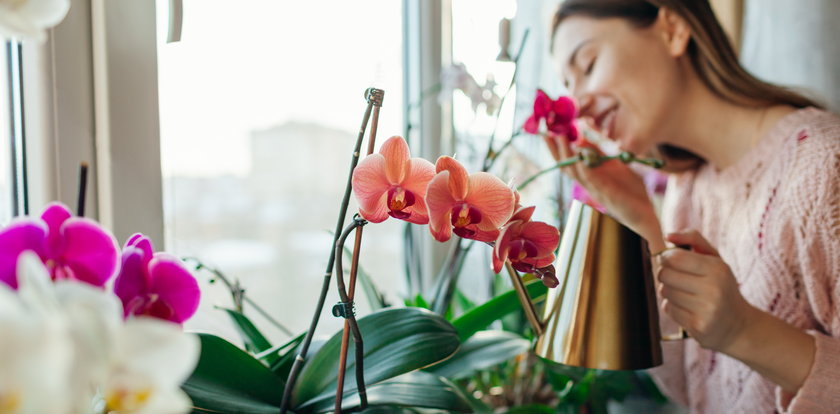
[424,330,529,380]
[291,307,460,409]
[221,308,273,354]
[452,279,547,342]
[254,332,305,375]
[182,333,284,413]
[297,371,472,413]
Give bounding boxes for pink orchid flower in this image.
[352,136,436,224]
[426,156,515,242]
[114,233,200,324]
[492,206,560,287]
[0,202,119,289]
[523,89,578,142]
[572,183,607,213]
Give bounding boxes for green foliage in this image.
[425,331,528,380]
[222,308,273,354]
[182,334,284,413]
[291,307,462,410]
[451,279,547,342]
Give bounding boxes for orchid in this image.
[1,251,199,414]
[426,156,515,242]
[114,234,200,324]
[0,202,119,290]
[571,183,606,214]
[352,136,436,224]
[523,89,578,142]
[101,318,199,414]
[0,0,70,42]
[492,206,560,287]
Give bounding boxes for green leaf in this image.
[299,371,472,413]
[182,334,285,413]
[221,308,273,354]
[256,332,305,376]
[452,279,547,342]
[425,331,528,380]
[291,307,460,409]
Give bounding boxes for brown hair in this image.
[552,0,822,171]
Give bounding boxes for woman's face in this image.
[553,15,686,155]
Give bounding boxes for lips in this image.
[593,107,618,138]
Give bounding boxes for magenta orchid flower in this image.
[114,233,200,324]
[523,89,578,142]
[572,183,606,213]
[0,202,119,289]
[352,136,436,224]
[426,156,515,242]
[492,206,560,287]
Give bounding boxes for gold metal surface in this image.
[534,200,663,370]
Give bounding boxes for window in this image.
[1,41,17,222]
[155,0,406,343]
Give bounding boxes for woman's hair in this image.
[552,0,823,171]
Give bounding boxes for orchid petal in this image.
[397,157,436,224]
[40,202,72,259]
[60,218,119,286]
[125,233,155,263]
[435,156,469,200]
[520,221,560,256]
[523,115,540,134]
[425,171,457,242]
[464,227,500,243]
[116,317,200,386]
[352,154,392,221]
[529,254,557,269]
[147,255,200,324]
[0,221,46,289]
[464,172,515,229]
[509,206,536,223]
[553,96,577,124]
[380,136,411,184]
[114,248,150,317]
[534,89,551,117]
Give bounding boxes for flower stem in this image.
[516,150,664,191]
[334,218,369,413]
[280,88,383,414]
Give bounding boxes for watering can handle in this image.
[653,245,691,341]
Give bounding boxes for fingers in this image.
[657,247,720,276]
[658,280,704,309]
[666,229,719,256]
[657,265,704,293]
[661,297,694,330]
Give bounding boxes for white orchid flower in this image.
[0,0,70,42]
[0,252,72,414]
[101,317,199,414]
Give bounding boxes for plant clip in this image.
[332,301,356,319]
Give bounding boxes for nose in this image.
[573,92,595,120]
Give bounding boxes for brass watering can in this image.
[510,199,685,371]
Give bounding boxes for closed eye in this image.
[584,57,596,76]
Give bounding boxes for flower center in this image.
[451,204,482,238]
[387,187,416,219]
[105,387,153,413]
[0,389,21,414]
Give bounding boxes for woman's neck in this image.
[665,76,796,170]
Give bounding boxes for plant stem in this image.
[279,88,383,414]
[334,219,369,413]
[483,29,530,172]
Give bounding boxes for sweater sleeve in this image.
[776,130,840,413]
[645,173,693,407]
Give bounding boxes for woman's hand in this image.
[555,134,663,249]
[657,229,757,353]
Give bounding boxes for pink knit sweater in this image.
[649,107,840,413]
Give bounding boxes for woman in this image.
[550,0,840,412]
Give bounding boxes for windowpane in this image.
[0,43,13,223]
[156,0,405,343]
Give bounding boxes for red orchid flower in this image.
[0,202,119,289]
[523,89,578,142]
[114,233,200,324]
[426,156,515,242]
[492,206,560,287]
[352,136,436,224]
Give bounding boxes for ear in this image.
[656,7,691,57]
